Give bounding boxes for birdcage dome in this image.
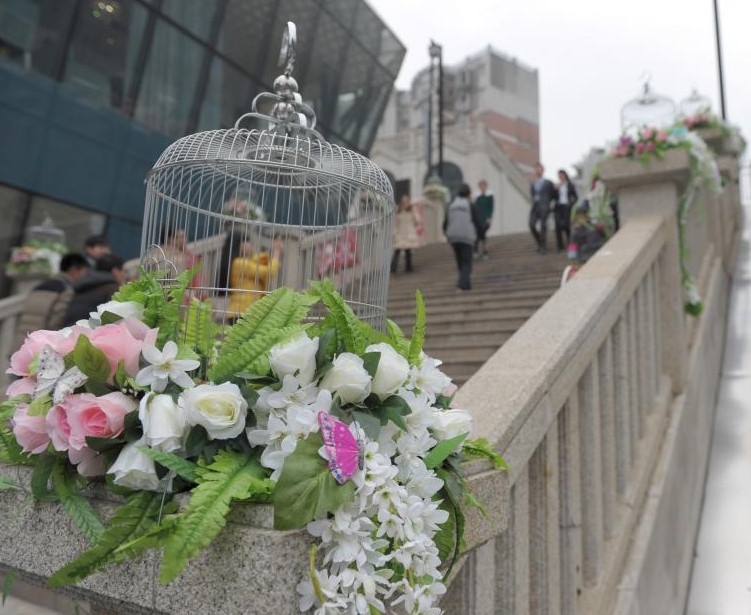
[140,23,394,332]
[621,78,676,131]
[679,89,712,117]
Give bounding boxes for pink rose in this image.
[65,392,137,451]
[635,143,646,154]
[7,330,80,377]
[641,128,655,140]
[86,319,158,381]
[6,377,35,397]
[68,446,106,477]
[46,404,72,451]
[615,145,630,157]
[12,404,50,454]
[656,130,668,142]
[646,142,656,151]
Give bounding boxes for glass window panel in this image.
[0,0,77,77]
[160,0,220,41]
[134,19,205,137]
[27,195,106,258]
[218,0,275,77]
[0,183,29,297]
[63,0,147,113]
[198,57,254,130]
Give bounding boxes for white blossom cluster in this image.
[244,334,472,614]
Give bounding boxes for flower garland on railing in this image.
[4,239,68,278]
[609,124,722,315]
[0,272,503,614]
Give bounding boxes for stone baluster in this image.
[600,150,692,395]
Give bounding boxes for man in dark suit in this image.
[529,163,557,253]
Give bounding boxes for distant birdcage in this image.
[140,22,394,333]
[621,74,676,132]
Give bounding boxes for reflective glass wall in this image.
[0,0,405,153]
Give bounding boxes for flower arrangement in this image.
[609,124,722,316]
[223,198,266,222]
[0,272,502,614]
[4,239,68,278]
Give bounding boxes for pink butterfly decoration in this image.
[318,411,362,484]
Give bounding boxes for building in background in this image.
[0,0,404,296]
[371,46,539,240]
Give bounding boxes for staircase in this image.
[387,233,568,385]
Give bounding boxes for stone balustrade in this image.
[0,134,743,614]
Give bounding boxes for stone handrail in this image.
[0,140,743,614]
[0,294,25,391]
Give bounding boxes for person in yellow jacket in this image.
[227,239,283,317]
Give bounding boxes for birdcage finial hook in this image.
[278,21,297,76]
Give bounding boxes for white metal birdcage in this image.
[140,22,394,334]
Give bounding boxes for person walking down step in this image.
[529,163,557,253]
[554,169,578,251]
[474,179,494,260]
[391,194,424,274]
[444,183,481,292]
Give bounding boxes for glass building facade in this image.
[0,0,404,296]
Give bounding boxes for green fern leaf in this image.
[160,449,271,583]
[209,288,315,382]
[385,320,410,359]
[180,298,217,356]
[408,290,426,365]
[0,424,30,465]
[137,446,198,483]
[308,280,371,353]
[51,461,104,543]
[48,492,172,587]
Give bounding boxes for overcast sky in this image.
[368,0,751,179]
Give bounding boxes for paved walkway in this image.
[685,209,751,615]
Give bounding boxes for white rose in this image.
[180,382,247,440]
[269,334,319,386]
[319,352,371,404]
[366,343,410,399]
[431,408,472,441]
[107,438,160,491]
[139,393,187,452]
[92,300,145,322]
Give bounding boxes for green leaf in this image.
[31,455,59,502]
[425,433,468,469]
[51,461,104,543]
[273,434,355,531]
[137,446,198,483]
[26,394,52,417]
[180,299,217,357]
[184,425,209,458]
[435,467,466,575]
[0,476,20,491]
[352,410,381,441]
[99,311,122,325]
[361,352,381,378]
[408,290,426,365]
[462,437,508,470]
[84,436,125,452]
[48,491,173,587]
[2,571,16,606]
[70,335,111,382]
[0,396,30,421]
[386,319,410,357]
[0,423,29,465]
[209,288,316,383]
[113,360,128,390]
[160,449,272,583]
[378,395,411,431]
[122,410,143,443]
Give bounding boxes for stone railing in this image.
[0,137,742,614]
[0,294,25,391]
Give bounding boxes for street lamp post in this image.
[429,40,444,180]
[713,0,727,120]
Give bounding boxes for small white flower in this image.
[265,374,318,411]
[431,408,472,441]
[136,341,200,392]
[407,354,452,401]
[107,437,169,492]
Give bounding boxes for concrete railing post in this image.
[600,150,692,395]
